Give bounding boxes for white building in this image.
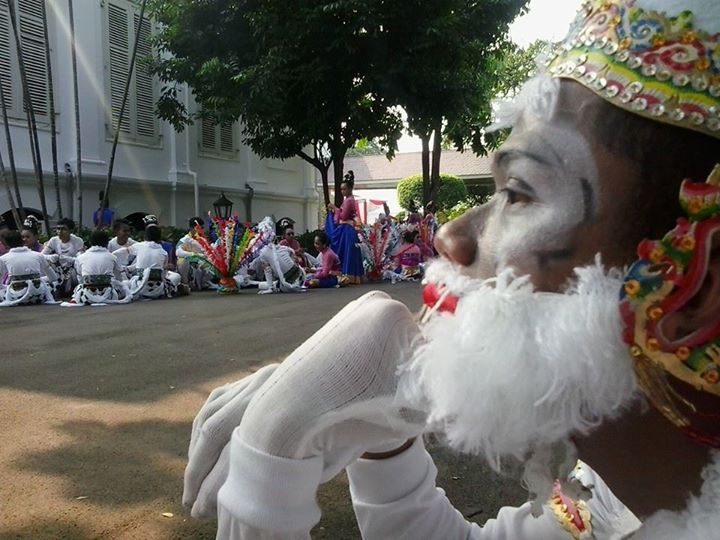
[0,0,320,232]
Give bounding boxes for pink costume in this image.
[279,238,301,253]
[314,247,341,279]
[333,196,359,224]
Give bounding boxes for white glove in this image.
[217,291,425,536]
[183,362,280,517]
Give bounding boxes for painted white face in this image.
[435,80,642,292]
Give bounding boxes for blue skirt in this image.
[325,214,364,281]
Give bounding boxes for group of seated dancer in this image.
[0,215,185,307]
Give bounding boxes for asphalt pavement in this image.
[0,282,525,539]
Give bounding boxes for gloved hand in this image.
[217,291,426,536]
[183,362,280,517]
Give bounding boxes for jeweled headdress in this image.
[547,0,720,138]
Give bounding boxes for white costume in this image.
[252,244,305,294]
[66,246,131,305]
[108,237,137,269]
[0,247,57,306]
[42,234,85,294]
[176,233,214,290]
[123,241,181,299]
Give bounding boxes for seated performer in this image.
[385,229,422,282]
[304,231,342,288]
[142,214,177,269]
[0,231,57,306]
[108,219,136,269]
[65,230,130,306]
[183,1,720,539]
[123,225,183,299]
[253,242,306,295]
[42,217,84,296]
[20,216,43,252]
[177,217,213,291]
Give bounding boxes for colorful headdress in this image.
[547,0,720,138]
[620,164,720,447]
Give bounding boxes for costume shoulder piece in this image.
[621,164,720,447]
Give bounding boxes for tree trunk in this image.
[100,0,148,229]
[41,0,61,219]
[319,166,330,208]
[68,0,82,227]
[331,139,346,207]
[0,60,24,222]
[420,133,430,212]
[7,0,50,233]
[0,148,21,227]
[429,119,443,212]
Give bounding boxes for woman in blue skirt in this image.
[325,171,364,284]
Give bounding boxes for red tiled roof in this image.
[317,150,494,186]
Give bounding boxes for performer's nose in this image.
[434,218,477,267]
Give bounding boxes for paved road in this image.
[0,283,525,539]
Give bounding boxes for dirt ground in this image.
[0,283,526,539]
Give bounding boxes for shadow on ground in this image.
[17,419,190,507]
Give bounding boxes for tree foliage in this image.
[397,174,467,213]
[150,0,403,206]
[150,0,530,210]
[493,39,548,99]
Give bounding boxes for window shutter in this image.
[201,117,216,151]
[219,122,234,153]
[133,12,155,139]
[17,0,48,116]
[0,4,12,110]
[107,2,131,134]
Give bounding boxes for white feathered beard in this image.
[398,257,640,507]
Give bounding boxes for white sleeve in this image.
[41,238,55,255]
[216,433,323,540]
[0,258,7,279]
[347,438,565,540]
[74,255,83,276]
[41,255,57,282]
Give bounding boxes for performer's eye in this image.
[502,188,532,206]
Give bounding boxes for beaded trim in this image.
[547,0,720,138]
[548,477,593,540]
[620,165,720,447]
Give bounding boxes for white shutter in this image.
[0,4,12,110]
[219,122,234,153]
[107,2,131,134]
[17,0,48,117]
[201,117,216,150]
[133,11,155,139]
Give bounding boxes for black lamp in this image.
[213,191,234,219]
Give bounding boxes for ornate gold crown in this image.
[547,0,720,138]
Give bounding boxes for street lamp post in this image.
[212,191,234,219]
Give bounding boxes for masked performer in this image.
[183,1,720,539]
[252,243,306,295]
[64,230,131,305]
[0,231,57,306]
[42,218,84,296]
[325,170,364,284]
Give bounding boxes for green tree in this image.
[493,39,547,99]
[151,0,403,207]
[397,174,467,213]
[346,138,385,157]
[371,0,529,210]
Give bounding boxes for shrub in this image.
[397,174,468,213]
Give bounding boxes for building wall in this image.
[0,1,319,232]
